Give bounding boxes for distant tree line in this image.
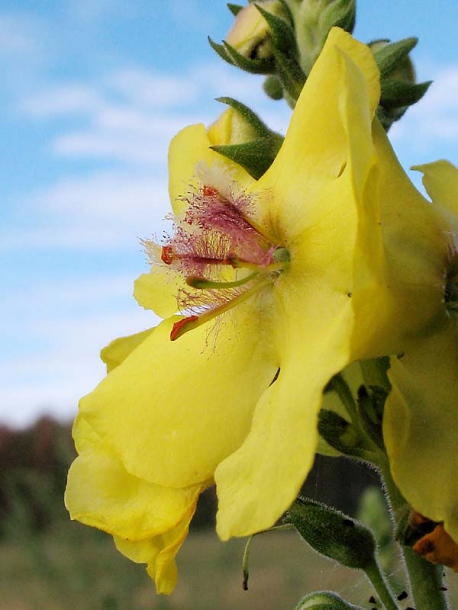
[0,416,378,538]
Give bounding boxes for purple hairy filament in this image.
[155,182,288,340]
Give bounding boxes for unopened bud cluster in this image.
[211,0,430,125]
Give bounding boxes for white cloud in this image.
[390,65,458,163]
[1,170,170,250]
[0,274,159,428]
[23,84,105,117]
[7,61,291,254]
[65,0,125,23]
[0,13,43,55]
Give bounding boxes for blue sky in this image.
[1,1,458,428]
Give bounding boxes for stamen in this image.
[170,316,199,341]
[161,245,174,264]
[171,277,273,341]
[147,175,290,341]
[187,271,259,290]
[230,257,285,273]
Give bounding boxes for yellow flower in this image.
[383,160,458,549]
[65,28,436,592]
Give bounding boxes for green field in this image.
[2,522,458,610]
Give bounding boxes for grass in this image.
[1,520,458,609]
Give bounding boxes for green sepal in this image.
[381,78,432,109]
[211,96,284,178]
[215,96,275,137]
[277,0,295,27]
[372,37,418,80]
[321,0,356,35]
[318,410,367,457]
[227,3,244,16]
[211,138,283,179]
[356,385,386,451]
[254,3,298,54]
[359,356,391,393]
[208,37,275,74]
[272,47,306,103]
[296,591,364,610]
[254,2,306,102]
[263,74,284,100]
[208,37,236,65]
[287,497,377,570]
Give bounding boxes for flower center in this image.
[156,180,288,340]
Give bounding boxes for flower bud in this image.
[288,0,356,75]
[288,497,377,571]
[296,591,364,610]
[226,0,288,60]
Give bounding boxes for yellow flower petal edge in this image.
[216,28,382,536]
[413,159,458,217]
[384,161,458,545]
[80,310,277,489]
[101,328,154,373]
[114,510,193,595]
[65,416,205,594]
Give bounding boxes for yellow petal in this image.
[133,269,182,318]
[384,325,458,543]
[215,274,354,538]
[79,306,277,490]
[256,28,379,242]
[65,433,202,540]
[413,160,458,218]
[168,123,254,218]
[101,328,154,373]
[350,120,449,358]
[114,510,193,594]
